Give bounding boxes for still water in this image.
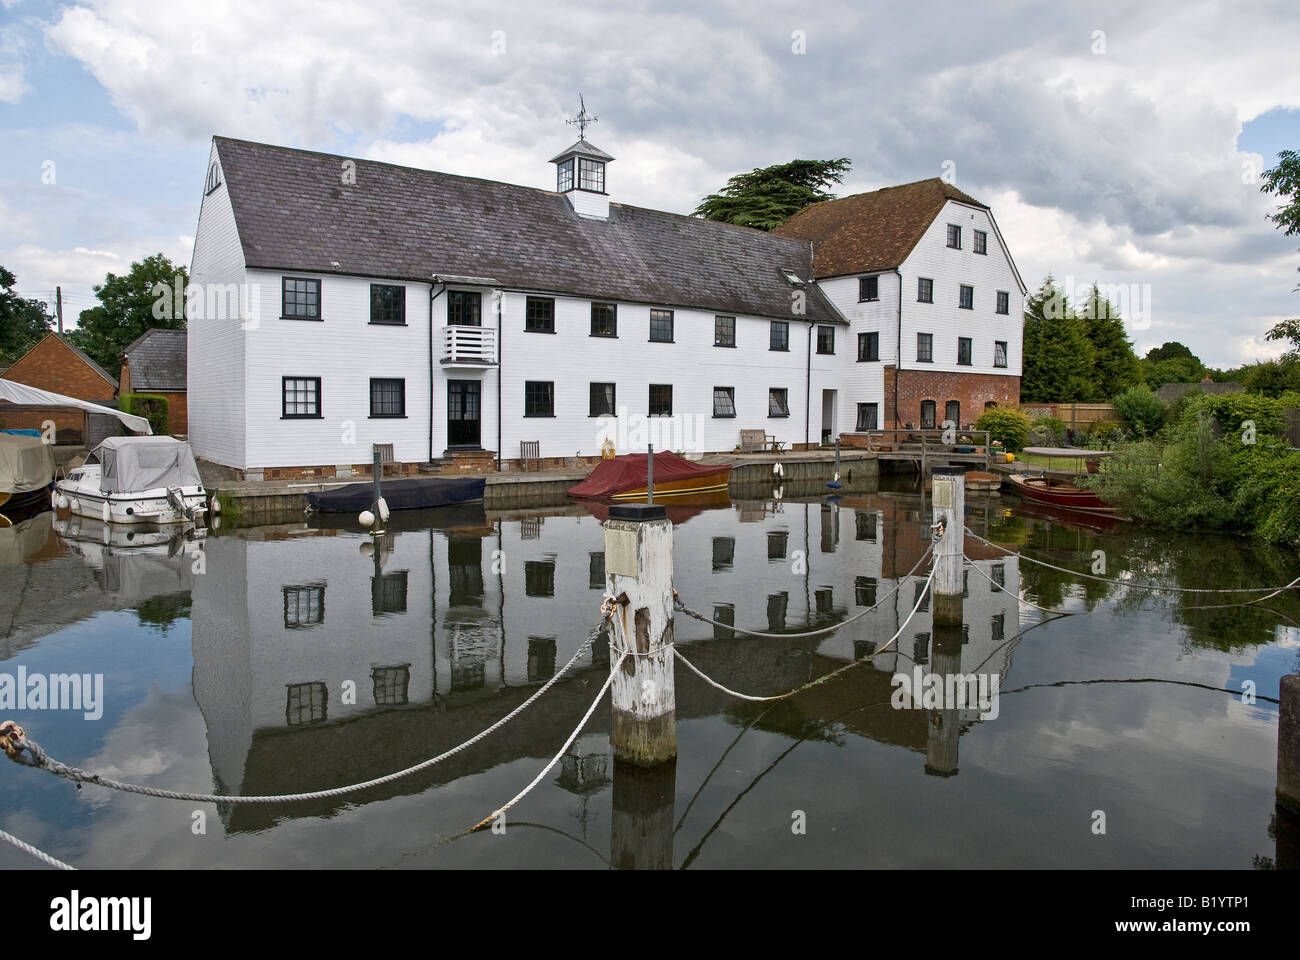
[1,479,1296,869]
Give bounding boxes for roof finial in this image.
[566,94,598,140]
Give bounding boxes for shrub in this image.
[119,393,169,436]
[1030,416,1067,445]
[1088,420,1127,447]
[974,407,1032,451]
[1111,385,1166,438]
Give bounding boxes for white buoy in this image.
[210,496,221,515]
[50,490,58,511]
[102,501,110,524]
[359,510,375,528]
[376,497,390,523]
[359,541,374,556]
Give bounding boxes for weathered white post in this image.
[604,502,676,766]
[930,466,965,627]
[611,758,676,869]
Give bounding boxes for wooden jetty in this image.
[853,428,993,474]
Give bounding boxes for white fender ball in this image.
[359,510,375,528]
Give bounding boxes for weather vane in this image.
[566,94,598,140]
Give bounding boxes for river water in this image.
[1,478,1296,869]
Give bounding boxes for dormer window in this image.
[578,158,605,192]
[557,158,575,193]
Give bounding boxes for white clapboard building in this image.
[188,130,1023,478]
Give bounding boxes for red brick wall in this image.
[119,360,188,437]
[883,366,1020,429]
[5,335,116,403]
[0,406,84,442]
[2,335,116,444]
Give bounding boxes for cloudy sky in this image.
[1,0,1297,367]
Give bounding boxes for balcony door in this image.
[447,380,481,448]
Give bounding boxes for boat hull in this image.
[306,477,486,513]
[1004,474,1117,514]
[608,468,732,500]
[54,482,208,525]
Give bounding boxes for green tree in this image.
[1139,341,1206,388]
[1079,283,1141,399]
[67,253,186,378]
[0,266,54,366]
[695,158,852,230]
[1020,275,1095,402]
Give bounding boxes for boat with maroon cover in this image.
[568,451,731,501]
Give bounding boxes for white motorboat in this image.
[55,436,207,525]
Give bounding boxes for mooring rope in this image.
[2,609,614,805]
[463,652,626,836]
[674,564,937,703]
[963,555,1074,616]
[673,541,936,640]
[0,828,76,871]
[965,527,1300,595]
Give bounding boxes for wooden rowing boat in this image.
[1004,473,1117,514]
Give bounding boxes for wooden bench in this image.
[739,429,779,453]
[373,442,396,477]
[520,440,541,472]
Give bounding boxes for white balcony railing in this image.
[440,324,498,367]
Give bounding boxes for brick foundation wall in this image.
[883,365,1020,429]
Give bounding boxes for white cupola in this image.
[551,96,614,220]
[550,139,614,219]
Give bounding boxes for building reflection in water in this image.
[179,492,1021,840]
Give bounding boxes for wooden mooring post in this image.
[1280,674,1300,815]
[604,502,676,766]
[930,466,965,627]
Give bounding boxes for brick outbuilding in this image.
[0,333,118,443]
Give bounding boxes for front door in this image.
[447,380,481,448]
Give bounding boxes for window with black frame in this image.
[817,325,835,354]
[649,384,673,416]
[920,400,936,429]
[282,377,321,418]
[557,158,575,192]
[917,332,933,362]
[589,382,616,416]
[856,402,878,431]
[958,337,972,365]
[858,331,879,361]
[370,284,405,325]
[994,340,1008,367]
[369,378,405,418]
[448,290,481,325]
[769,387,789,417]
[578,158,605,191]
[525,559,556,597]
[591,302,617,337]
[859,275,878,301]
[649,309,674,342]
[713,386,736,418]
[770,320,789,351]
[282,277,320,319]
[526,296,555,333]
[525,381,554,417]
[714,315,735,346]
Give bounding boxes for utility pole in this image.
[56,286,63,335]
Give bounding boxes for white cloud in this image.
[0,25,30,103]
[28,0,1300,366]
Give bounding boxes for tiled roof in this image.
[58,336,118,389]
[548,138,615,162]
[213,137,843,325]
[122,328,187,392]
[772,178,988,278]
